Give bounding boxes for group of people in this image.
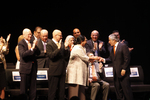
[0,26,134,100]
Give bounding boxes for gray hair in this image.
[65,35,74,42]
[109,33,119,42]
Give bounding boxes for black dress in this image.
[0,63,7,89]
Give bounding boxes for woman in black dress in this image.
[0,34,11,99]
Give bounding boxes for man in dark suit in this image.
[36,29,50,68]
[107,30,134,54]
[46,29,70,100]
[30,26,42,43]
[18,28,40,100]
[85,30,106,57]
[100,34,133,100]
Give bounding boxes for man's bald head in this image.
[91,30,99,35]
[23,28,32,41]
[52,29,62,42]
[91,30,99,42]
[40,29,48,42]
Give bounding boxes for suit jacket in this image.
[85,39,106,57]
[66,44,89,86]
[18,39,40,74]
[30,35,35,43]
[46,39,70,76]
[107,40,129,54]
[36,39,50,68]
[106,42,130,78]
[30,35,40,43]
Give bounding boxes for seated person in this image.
[87,52,109,100]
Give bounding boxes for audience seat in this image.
[5,64,150,99]
[101,65,150,99]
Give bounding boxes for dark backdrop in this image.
[0,1,150,83]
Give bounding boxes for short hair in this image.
[41,29,48,34]
[22,28,31,35]
[112,30,119,33]
[109,33,119,42]
[76,35,85,44]
[52,29,61,37]
[34,26,42,32]
[73,28,80,33]
[65,35,74,42]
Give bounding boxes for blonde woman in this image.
[15,35,24,69]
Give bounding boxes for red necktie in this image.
[92,65,97,81]
[113,46,116,55]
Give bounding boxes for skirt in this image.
[0,63,7,88]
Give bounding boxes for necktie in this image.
[44,42,46,52]
[56,42,59,47]
[94,42,98,56]
[28,42,31,50]
[92,65,97,81]
[113,46,116,55]
[44,43,46,51]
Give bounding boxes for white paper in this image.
[37,70,48,80]
[130,67,139,77]
[104,67,113,77]
[12,70,48,81]
[12,71,21,81]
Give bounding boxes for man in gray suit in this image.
[87,52,109,100]
[36,29,50,68]
[100,34,133,100]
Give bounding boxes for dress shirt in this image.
[41,41,47,45]
[24,39,33,51]
[33,35,38,40]
[114,42,119,52]
[89,62,98,81]
[52,38,58,45]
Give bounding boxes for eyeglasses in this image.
[57,34,62,37]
